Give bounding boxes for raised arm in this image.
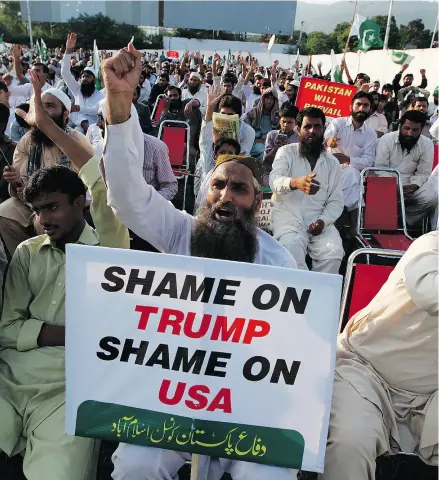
[12,44,25,83]
[102,44,189,253]
[60,33,80,96]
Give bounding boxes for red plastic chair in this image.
[339,248,403,332]
[159,120,190,209]
[356,168,413,251]
[151,95,166,126]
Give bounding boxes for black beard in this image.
[80,81,96,97]
[188,85,199,95]
[170,99,182,110]
[352,111,369,123]
[278,85,285,92]
[399,132,420,153]
[30,114,66,146]
[299,136,324,156]
[253,86,261,95]
[371,103,378,113]
[191,200,258,263]
[205,79,213,86]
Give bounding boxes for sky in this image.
[295,0,439,33]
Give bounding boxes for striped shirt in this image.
[142,134,178,201]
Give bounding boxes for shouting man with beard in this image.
[60,33,104,134]
[0,88,93,256]
[101,44,299,480]
[324,91,377,237]
[375,110,437,228]
[270,107,344,273]
[182,71,206,116]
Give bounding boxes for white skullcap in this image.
[42,88,72,113]
[98,98,107,120]
[189,72,201,80]
[83,67,96,77]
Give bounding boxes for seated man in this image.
[321,231,438,480]
[244,88,280,161]
[324,91,377,236]
[408,96,432,138]
[0,87,92,256]
[0,71,129,480]
[263,105,299,187]
[194,90,255,195]
[132,86,152,134]
[270,107,344,274]
[375,110,437,228]
[365,91,388,138]
[101,44,298,480]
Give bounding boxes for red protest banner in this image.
[295,77,357,118]
[167,50,179,59]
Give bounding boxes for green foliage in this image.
[399,19,431,48]
[306,31,337,54]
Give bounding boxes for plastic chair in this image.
[151,95,166,126]
[356,167,413,251]
[159,120,190,210]
[339,248,404,332]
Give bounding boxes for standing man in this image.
[61,33,104,133]
[101,43,298,480]
[324,91,377,236]
[375,110,437,228]
[0,70,129,480]
[270,107,344,273]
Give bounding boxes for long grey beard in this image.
[191,200,259,264]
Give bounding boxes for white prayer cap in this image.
[83,67,96,77]
[98,98,107,120]
[42,88,72,113]
[189,72,201,80]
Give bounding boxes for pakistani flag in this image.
[35,39,41,57]
[391,50,414,66]
[40,38,48,61]
[93,40,103,90]
[331,50,343,83]
[350,15,384,51]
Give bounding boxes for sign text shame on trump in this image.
[65,245,341,472]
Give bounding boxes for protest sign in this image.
[66,245,342,472]
[295,77,357,118]
[257,199,274,232]
[167,50,179,59]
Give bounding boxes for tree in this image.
[371,15,400,49]
[399,19,431,48]
[329,22,358,53]
[306,31,336,54]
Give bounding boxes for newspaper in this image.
[212,113,240,143]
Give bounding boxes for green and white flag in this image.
[350,14,384,51]
[40,38,48,61]
[0,35,7,54]
[331,49,343,83]
[391,50,414,66]
[93,39,103,90]
[35,39,41,57]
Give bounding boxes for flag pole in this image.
[26,0,33,48]
[383,0,394,50]
[343,0,358,61]
[190,454,200,480]
[431,15,438,48]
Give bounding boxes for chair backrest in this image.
[152,97,166,122]
[161,126,186,167]
[347,264,394,320]
[363,176,398,230]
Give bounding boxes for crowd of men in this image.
[0,35,436,480]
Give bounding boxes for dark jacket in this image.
[134,102,152,134]
[392,72,427,98]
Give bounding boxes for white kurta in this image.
[269,144,344,273]
[324,116,377,210]
[103,106,299,480]
[321,232,438,480]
